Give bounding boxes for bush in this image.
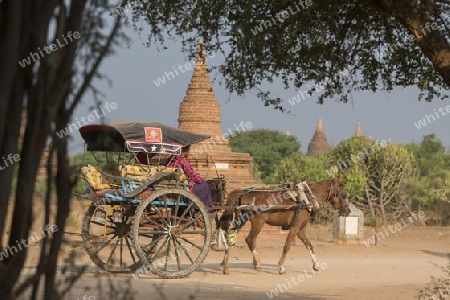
[366,216,384,227]
[419,256,450,299]
[34,178,56,198]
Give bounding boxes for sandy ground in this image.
[18,221,450,300]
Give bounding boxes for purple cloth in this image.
[166,155,204,186]
[192,181,213,207]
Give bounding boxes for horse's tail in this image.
[230,208,249,231]
[218,206,235,231]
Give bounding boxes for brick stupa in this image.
[178,42,262,189]
[306,119,330,156]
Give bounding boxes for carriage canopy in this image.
[79,122,210,155]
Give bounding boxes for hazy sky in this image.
[70,28,450,155]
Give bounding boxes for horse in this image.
[218,178,350,275]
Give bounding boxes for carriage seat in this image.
[118,164,188,184]
[81,164,121,191]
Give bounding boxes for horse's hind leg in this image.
[245,219,264,271]
[297,226,319,271]
[277,226,299,275]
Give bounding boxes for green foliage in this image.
[419,256,450,299]
[366,216,384,227]
[274,133,450,219]
[131,0,449,109]
[361,143,416,220]
[405,133,446,177]
[275,153,329,184]
[340,166,366,199]
[72,177,92,196]
[228,129,301,183]
[404,134,450,211]
[274,136,379,198]
[71,151,135,166]
[65,214,78,227]
[329,136,374,164]
[34,178,56,198]
[70,151,136,195]
[326,136,375,199]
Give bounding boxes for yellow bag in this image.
[210,229,237,251]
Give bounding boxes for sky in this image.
[69,27,450,155]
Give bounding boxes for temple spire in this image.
[178,42,223,138]
[355,121,362,136]
[175,42,261,188]
[317,119,323,131]
[306,119,330,156]
[195,41,207,65]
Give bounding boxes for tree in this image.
[274,153,329,184]
[132,0,449,109]
[406,134,446,177]
[404,134,450,211]
[361,144,416,221]
[0,1,126,299]
[323,136,374,201]
[274,153,336,224]
[228,129,300,183]
[326,136,416,220]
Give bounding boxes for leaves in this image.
[228,129,301,183]
[129,0,450,109]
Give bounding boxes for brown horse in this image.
[219,179,350,275]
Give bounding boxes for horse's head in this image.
[329,180,350,217]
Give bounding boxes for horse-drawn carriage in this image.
[76,121,350,278]
[77,122,226,278]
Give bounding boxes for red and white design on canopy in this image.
[144,127,162,143]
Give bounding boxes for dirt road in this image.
[44,225,450,300]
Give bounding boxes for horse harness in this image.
[234,183,319,231]
[281,182,319,230]
[328,179,348,212]
[283,180,345,230]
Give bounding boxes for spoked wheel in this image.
[131,189,211,279]
[81,204,142,272]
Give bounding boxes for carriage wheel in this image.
[81,204,142,272]
[131,189,211,279]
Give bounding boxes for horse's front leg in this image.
[245,218,264,271]
[221,250,230,275]
[297,225,319,271]
[277,225,298,275]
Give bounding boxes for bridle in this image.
[328,180,349,215]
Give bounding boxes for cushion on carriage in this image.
[81,164,120,191]
[118,164,187,183]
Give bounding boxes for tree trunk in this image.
[365,183,376,217]
[0,0,29,253]
[376,0,450,87]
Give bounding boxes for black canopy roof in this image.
[79,122,210,153]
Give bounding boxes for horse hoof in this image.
[313,264,319,272]
[223,270,229,275]
[278,266,286,275]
